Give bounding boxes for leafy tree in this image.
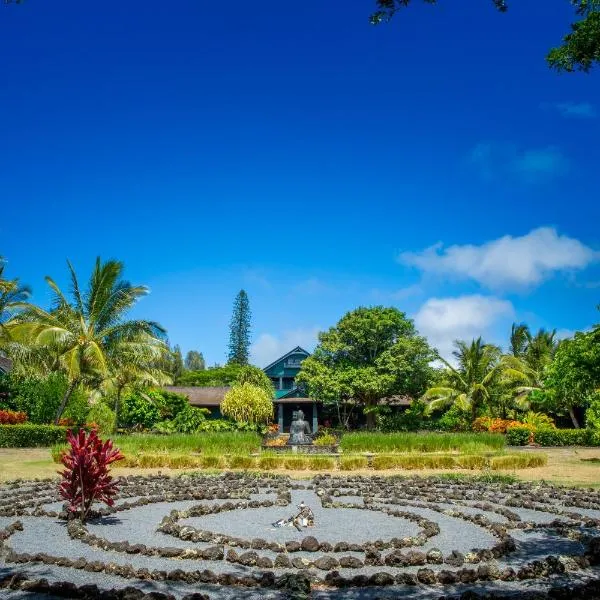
[227,290,251,365]
[0,256,30,345]
[185,350,205,371]
[371,0,600,72]
[221,382,273,425]
[544,329,600,427]
[172,344,185,379]
[509,323,530,358]
[235,365,274,398]
[177,363,244,386]
[297,306,435,429]
[423,338,503,423]
[7,258,168,423]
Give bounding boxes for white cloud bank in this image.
[250,327,320,368]
[414,295,514,361]
[400,227,599,289]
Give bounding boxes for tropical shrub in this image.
[522,411,557,430]
[0,373,66,424]
[472,417,522,434]
[0,409,27,424]
[0,424,68,447]
[155,406,211,434]
[506,426,533,446]
[585,394,600,443]
[177,364,243,387]
[313,433,337,446]
[533,428,594,446]
[61,387,91,425]
[221,383,273,425]
[144,389,188,420]
[378,400,428,432]
[58,429,124,522]
[120,390,161,429]
[234,365,275,397]
[86,403,116,436]
[431,405,471,432]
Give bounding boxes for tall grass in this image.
[114,432,261,455]
[340,432,505,454]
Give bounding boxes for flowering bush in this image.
[0,409,27,425]
[58,429,124,522]
[472,417,522,434]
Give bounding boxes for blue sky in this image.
[1,0,599,366]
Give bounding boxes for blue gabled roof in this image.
[262,346,310,372]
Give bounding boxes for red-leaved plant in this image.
[59,428,124,522]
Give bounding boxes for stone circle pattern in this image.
[2,472,600,599]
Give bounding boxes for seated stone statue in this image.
[288,409,311,445]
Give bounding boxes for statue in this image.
[272,501,315,531]
[288,409,312,445]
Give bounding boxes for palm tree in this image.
[101,333,172,423]
[423,338,503,422]
[0,256,31,344]
[509,323,530,358]
[8,258,168,423]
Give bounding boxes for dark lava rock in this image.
[445,550,465,567]
[238,551,259,567]
[395,572,418,585]
[256,556,274,568]
[384,550,406,567]
[417,568,437,584]
[368,572,394,586]
[334,542,349,552]
[291,556,313,569]
[426,548,444,564]
[500,567,517,581]
[319,541,333,552]
[350,574,370,587]
[251,538,267,550]
[225,549,238,563]
[313,556,340,571]
[457,568,478,584]
[202,546,224,561]
[286,541,302,552]
[339,556,363,569]
[300,536,320,552]
[405,550,427,566]
[274,554,292,568]
[181,595,210,600]
[276,572,311,598]
[478,562,501,580]
[436,570,458,584]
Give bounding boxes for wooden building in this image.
[165,346,320,433]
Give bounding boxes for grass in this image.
[340,432,505,454]
[490,453,547,470]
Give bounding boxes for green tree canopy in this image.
[0,256,31,345]
[221,382,273,425]
[7,258,169,423]
[544,328,600,427]
[227,290,251,365]
[297,306,435,429]
[184,350,205,371]
[235,365,274,398]
[371,0,600,72]
[177,363,244,387]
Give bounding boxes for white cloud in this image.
[399,227,599,289]
[545,102,597,119]
[414,295,514,361]
[370,284,422,302]
[250,327,320,367]
[469,142,569,183]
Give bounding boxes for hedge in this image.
[0,424,69,447]
[507,426,598,447]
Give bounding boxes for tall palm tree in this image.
[8,258,168,423]
[423,338,503,422]
[101,333,172,423]
[509,323,530,358]
[0,256,31,344]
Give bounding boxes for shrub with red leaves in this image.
[58,428,124,522]
[0,409,28,425]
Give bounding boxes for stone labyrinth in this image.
[2,473,600,599]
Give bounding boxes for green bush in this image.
[0,424,68,447]
[506,426,532,446]
[61,387,91,425]
[534,428,594,447]
[156,406,210,434]
[120,390,161,429]
[378,400,428,432]
[313,433,337,446]
[86,403,116,436]
[431,405,471,432]
[0,373,66,424]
